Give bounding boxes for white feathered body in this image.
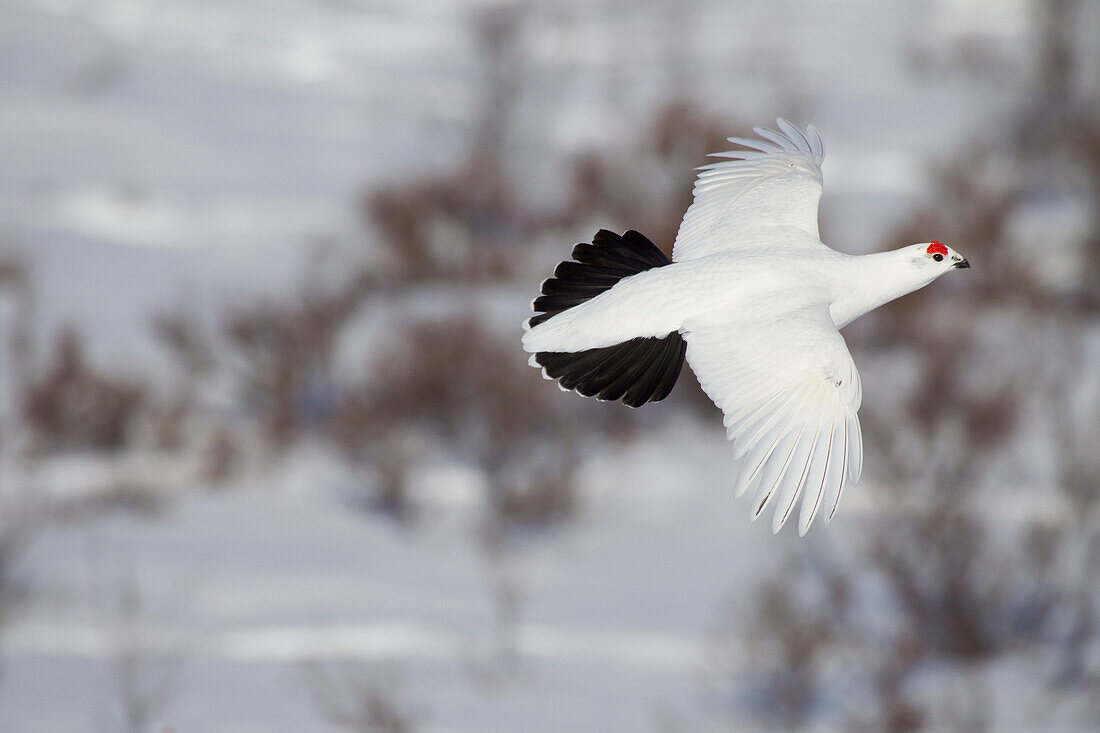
[522,239,942,353]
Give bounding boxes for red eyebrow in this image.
[927,241,948,257]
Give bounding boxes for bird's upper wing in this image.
[684,303,863,535]
[672,118,826,262]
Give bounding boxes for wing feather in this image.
[751,420,807,522]
[754,126,795,149]
[798,420,834,536]
[776,118,811,153]
[684,305,863,534]
[847,412,863,484]
[672,118,826,263]
[772,412,823,533]
[823,417,850,523]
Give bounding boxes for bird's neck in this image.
[830,249,938,329]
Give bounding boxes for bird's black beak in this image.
[952,258,970,270]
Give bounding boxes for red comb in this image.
[927,241,948,257]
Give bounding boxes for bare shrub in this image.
[303,662,423,733]
[199,425,240,484]
[388,315,581,526]
[150,307,247,485]
[847,637,925,733]
[223,276,367,446]
[328,396,416,521]
[473,546,525,678]
[703,546,854,732]
[710,508,1063,730]
[0,252,34,410]
[0,498,42,684]
[355,5,531,286]
[22,328,147,453]
[151,310,215,380]
[0,253,30,292]
[363,153,517,283]
[488,460,580,531]
[331,314,593,528]
[872,505,1059,660]
[94,578,186,733]
[846,335,1056,724]
[728,559,849,731]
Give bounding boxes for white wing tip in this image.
[701,119,824,183]
[527,352,557,382]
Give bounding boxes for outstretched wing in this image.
[672,118,826,263]
[684,304,863,535]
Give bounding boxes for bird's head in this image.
[907,240,970,276]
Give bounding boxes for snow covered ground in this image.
[0,425,797,731]
[0,1,1082,731]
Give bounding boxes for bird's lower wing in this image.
[684,306,863,535]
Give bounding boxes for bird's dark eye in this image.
[932,253,944,262]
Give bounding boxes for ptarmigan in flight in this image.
[521,119,969,535]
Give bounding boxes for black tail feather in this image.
[528,229,686,408]
[649,335,686,402]
[624,332,687,406]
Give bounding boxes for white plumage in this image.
[675,117,825,260]
[522,120,969,535]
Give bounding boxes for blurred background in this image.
[1,0,1099,730]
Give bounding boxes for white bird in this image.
[521,119,969,535]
